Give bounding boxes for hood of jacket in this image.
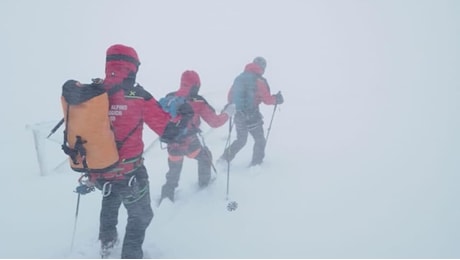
[244,62,264,75]
[175,70,201,97]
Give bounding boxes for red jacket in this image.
[228,62,277,106]
[104,80,171,160]
[188,95,229,129]
[103,44,171,161]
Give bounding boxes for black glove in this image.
[91,78,104,84]
[75,184,95,195]
[275,91,284,105]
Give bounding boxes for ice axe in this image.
[47,118,64,138]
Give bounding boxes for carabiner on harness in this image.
[102,182,112,197]
[128,175,137,187]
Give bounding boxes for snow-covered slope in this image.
[1,0,459,258]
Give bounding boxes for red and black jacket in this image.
[171,70,229,142]
[104,44,171,161]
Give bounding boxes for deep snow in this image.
[1,0,460,258]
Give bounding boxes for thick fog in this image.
[1,0,459,258]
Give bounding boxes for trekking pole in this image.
[70,193,81,251]
[223,117,238,211]
[265,100,279,147]
[225,117,234,200]
[70,173,94,251]
[223,117,233,156]
[47,118,64,138]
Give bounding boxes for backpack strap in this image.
[107,83,123,96]
[61,103,89,172]
[116,119,143,150]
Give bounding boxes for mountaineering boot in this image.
[100,237,119,258]
[161,184,175,203]
[198,178,210,189]
[216,155,230,171]
[248,160,263,168]
[216,156,227,165]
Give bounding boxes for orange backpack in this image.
[61,79,119,173]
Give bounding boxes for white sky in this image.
[1,0,459,258]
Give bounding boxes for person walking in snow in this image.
[219,57,284,167]
[76,44,175,259]
[160,70,235,203]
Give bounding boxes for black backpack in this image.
[159,92,194,144]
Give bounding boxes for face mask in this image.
[189,85,200,97]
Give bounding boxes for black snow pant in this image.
[96,165,153,259]
[162,134,212,200]
[222,111,266,165]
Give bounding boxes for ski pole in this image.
[47,118,64,138]
[225,117,233,200]
[70,192,81,251]
[223,117,233,155]
[221,118,238,211]
[226,159,230,201]
[265,99,279,147]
